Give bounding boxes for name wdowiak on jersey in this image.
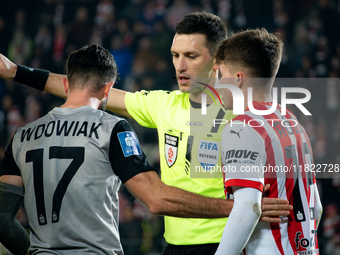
[20,120,103,142]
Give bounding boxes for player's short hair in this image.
[175,11,227,56]
[215,28,283,78]
[66,44,118,92]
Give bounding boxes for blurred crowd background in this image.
[0,0,340,254]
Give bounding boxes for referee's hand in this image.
[0,54,17,80]
[260,184,293,223]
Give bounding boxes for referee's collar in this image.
[189,99,211,109]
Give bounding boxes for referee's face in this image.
[171,33,214,93]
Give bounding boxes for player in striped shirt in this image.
[0,13,294,255]
[214,29,323,255]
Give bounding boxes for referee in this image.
[0,12,292,255]
[0,44,235,255]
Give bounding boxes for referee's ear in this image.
[212,62,220,79]
[62,77,70,96]
[213,63,220,71]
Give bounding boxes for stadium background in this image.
[0,0,339,254]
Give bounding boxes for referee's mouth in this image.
[178,75,190,85]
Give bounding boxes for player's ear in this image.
[62,78,69,95]
[103,81,114,98]
[236,71,244,89]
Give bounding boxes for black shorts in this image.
[163,243,219,255]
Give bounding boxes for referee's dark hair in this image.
[175,11,227,57]
[66,44,118,93]
[215,28,283,78]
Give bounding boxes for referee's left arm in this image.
[125,171,233,218]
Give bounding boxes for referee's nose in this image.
[174,55,188,73]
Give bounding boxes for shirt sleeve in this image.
[1,138,21,176]
[109,120,155,183]
[221,121,267,194]
[125,90,164,128]
[0,182,29,255]
[215,187,262,255]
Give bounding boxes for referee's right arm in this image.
[45,74,130,117]
[0,53,131,118]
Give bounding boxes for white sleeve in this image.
[221,122,267,193]
[215,187,262,255]
[313,183,322,229]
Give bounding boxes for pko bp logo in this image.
[197,140,220,169]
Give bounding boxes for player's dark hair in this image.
[66,44,118,92]
[175,11,227,56]
[215,28,283,78]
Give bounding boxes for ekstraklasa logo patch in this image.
[118,131,141,157]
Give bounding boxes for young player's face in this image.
[171,33,214,93]
[218,63,238,110]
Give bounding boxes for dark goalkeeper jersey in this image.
[1,106,154,254]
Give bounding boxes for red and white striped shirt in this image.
[221,101,320,255]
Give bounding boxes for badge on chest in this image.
[165,134,179,167]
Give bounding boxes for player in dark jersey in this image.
[0,44,236,255]
[0,12,293,255]
[214,29,322,255]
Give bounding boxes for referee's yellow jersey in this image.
[125,90,234,245]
